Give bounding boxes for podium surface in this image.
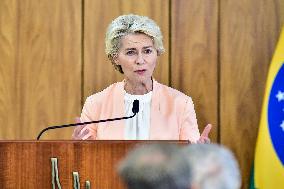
[0,140,188,188]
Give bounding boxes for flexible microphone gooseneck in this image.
[36,100,139,140]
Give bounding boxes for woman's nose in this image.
[135,53,145,65]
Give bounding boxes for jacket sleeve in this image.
[78,97,98,140]
[179,97,200,142]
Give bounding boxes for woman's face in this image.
[114,33,158,84]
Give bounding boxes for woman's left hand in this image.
[197,124,212,144]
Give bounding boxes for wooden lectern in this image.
[0,141,188,188]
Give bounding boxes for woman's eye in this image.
[126,51,135,55]
[144,49,152,54]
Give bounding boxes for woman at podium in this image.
[72,14,211,143]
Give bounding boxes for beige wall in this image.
[1,0,284,188]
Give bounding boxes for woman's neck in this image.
[124,78,153,95]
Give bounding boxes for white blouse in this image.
[124,91,152,140]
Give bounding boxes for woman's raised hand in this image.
[197,124,212,144]
[72,117,95,140]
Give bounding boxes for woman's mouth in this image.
[134,69,146,75]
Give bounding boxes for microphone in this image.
[37,100,139,140]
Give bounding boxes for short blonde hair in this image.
[105,14,165,73]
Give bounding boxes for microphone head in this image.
[132,100,139,114]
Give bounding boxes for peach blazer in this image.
[78,80,200,142]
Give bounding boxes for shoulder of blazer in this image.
[84,81,124,105]
[154,80,190,102]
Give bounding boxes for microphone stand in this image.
[37,100,140,140]
[36,113,137,140]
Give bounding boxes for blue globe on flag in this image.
[268,63,284,165]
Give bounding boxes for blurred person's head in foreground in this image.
[118,143,191,189]
[182,144,241,189]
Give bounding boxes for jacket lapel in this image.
[100,81,125,139]
[149,79,161,139]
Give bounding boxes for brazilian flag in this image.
[250,26,284,189]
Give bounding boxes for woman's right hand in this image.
[72,117,95,140]
[197,124,212,144]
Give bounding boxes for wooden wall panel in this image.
[171,0,218,142]
[84,0,169,99]
[220,0,284,188]
[0,0,82,139]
